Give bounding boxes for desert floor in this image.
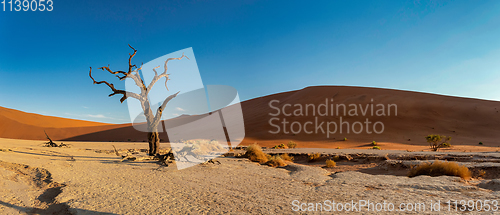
[1,138,499,214]
[242,138,500,153]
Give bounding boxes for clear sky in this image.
[1,0,500,124]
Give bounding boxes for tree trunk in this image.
[148,131,160,156]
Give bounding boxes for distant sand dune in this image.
[0,106,129,141]
[1,86,500,148]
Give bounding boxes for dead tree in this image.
[44,130,65,147]
[44,130,58,147]
[89,45,188,156]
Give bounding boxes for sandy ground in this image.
[1,138,499,214]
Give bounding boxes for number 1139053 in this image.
[2,0,53,12]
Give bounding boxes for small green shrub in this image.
[308,153,322,162]
[287,141,297,149]
[425,134,451,151]
[325,159,336,167]
[408,160,471,180]
[372,146,381,150]
[273,143,287,149]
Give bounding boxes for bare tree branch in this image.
[164,76,171,91]
[89,67,141,103]
[97,58,147,93]
[152,65,160,77]
[128,44,138,71]
[153,91,180,125]
[163,53,190,74]
[146,53,189,93]
[98,44,138,81]
[126,64,148,92]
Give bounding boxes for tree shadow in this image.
[8,148,173,170]
[8,150,120,162]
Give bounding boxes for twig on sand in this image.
[156,149,175,166]
[202,159,221,165]
[112,145,120,156]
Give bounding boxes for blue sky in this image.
[1,0,500,123]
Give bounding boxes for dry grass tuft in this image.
[408,160,471,180]
[308,153,322,162]
[325,159,336,167]
[280,153,294,161]
[266,155,287,167]
[245,144,269,164]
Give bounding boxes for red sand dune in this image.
[240,86,500,148]
[1,86,500,148]
[0,106,130,140]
